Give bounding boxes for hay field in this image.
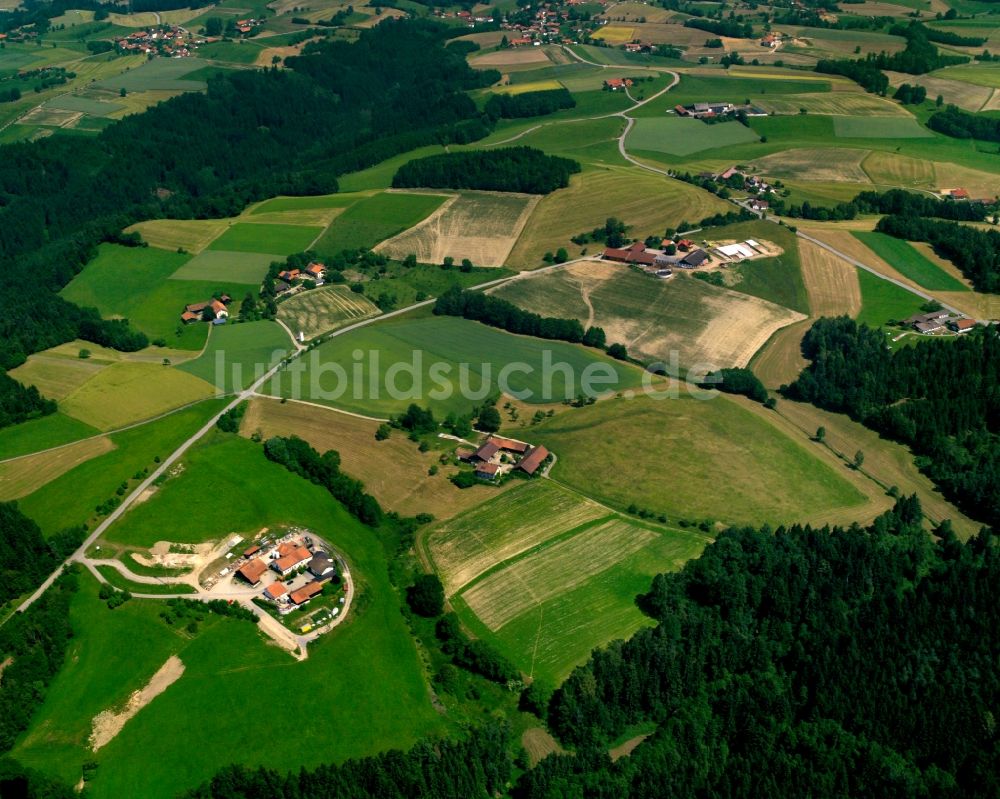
[507,169,730,269]
[471,48,552,67]
[861,151,936,188]
[750,148,872,183]
[60,363,216,431]
[591,25,635,43]
[884,69,992,111]
[169,251,279,284]
[377,191,539,267]
[757,92,910,116]
[239,398,506,520]
[492,79,564,94]
[427,481,606,595]
[932,64,1000,90]
[461,518,656,629]
[0,436,114,501]
[853,232,969,292]
[798,240,862,316]
[492,262,805,369]
[9,355,107,401]
[749,319,811,390]
[206,222,322,256]
[932,162,1000,200]
[833,117,932,139]
[126,219,229,254]
[276,285,380,340]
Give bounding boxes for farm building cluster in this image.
[701,166,779,201]
[180,294,232,324]
[904,310,978,336]
[275,261,327,295]
[115,26,196,57]
[234,533,343,626]
[674,102,767,120]
[602,235,777,279]
[457,435,551,481]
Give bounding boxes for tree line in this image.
[392,147,580,195]
[890,20,985,48]
[928,104,1000,143]
[0,19,500,372]
[0,372,55,429]
[683,17,754,39]
[0,502,83,606]
[263,436,382,527]
[433,286,622,355]
[780,187,993,224]
[484,88,575,120]
[784,318,999,523]
[875,214,1000,292]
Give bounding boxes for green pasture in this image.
[206,222,323,256]
[932,64,1000,89]
[336,146,447,192]
[314,191,448,254]
[855,268,926,328]
[15,439,442,798]
[195,40,266,63]
[0,413,99,461]
[17,400,227,536]
[170,250,280,284]
[531,393,868,527]
[94,58,207,92]
[853,232,969,292]
[628,116,760,156]
[715,221,809,314]
[178,320,291,393]
[44,94,123,117]
[250,194,360,215]
[833,117,932,139]
[272,314,645,418]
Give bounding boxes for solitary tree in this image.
[375,423,391,441]
[853,450,865,470]
[407,574,445,617]
[815,426,826,443]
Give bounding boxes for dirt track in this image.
[90,656,185,751]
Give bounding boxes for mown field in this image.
[178,321,290,393]
[127,218,230,254]
[492,262,804,370]
[832,117,932,139]
[205,222,323,256]
[276,285,381,340]
[0,435,113,501]
[530,393,868,527]
[13,437,444,799]
[240,397,509,519]
[272,313,645,418]
[170,250,280,285]
[59,363,217,431]
[628,117,760,157]
[9,353,107,401]
[0,413,99,461]
[506,169,730,269]
[377,191,539,267]
[429,480,707,682]
[315,191,448,254]
[852,232,969,292]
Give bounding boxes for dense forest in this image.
[815,57,889,94]
[0,372,55,429]
[180,498,1000,799]
[392,147,581,194]
[484,88,576,120]
[683,17,754,38]
[928,104,1000,143]
[875,214,1000,292]
[0,19,499,371]
[263,436,382,527]
[785,318,999,524]
[434,286,612,350]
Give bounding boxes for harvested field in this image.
[472,48,552,67]
[126,219,228,254]
[749,319,811,390]
[492,79,564,94]
[239,398,507,520]
[428,481,606,595]
[377,191,539,267]
[461,518,656,630]
[884,69,992,111]
[757,92,910,116]
[799,239,862,316]
[862,150,936,188]
[90,656,185,752]
[276,285,380,340]
[522,728,565,767]
[981,89,1000,113]
[60,363,216,431]
[750,148,871,183]
[853,232,969,292]
[0,435,114,501]
[9,354,106,400]
[492,262,805,369]
[507,169,729,269]
[932,162,1000,201]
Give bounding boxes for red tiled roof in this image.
[265,582,288,599]
[237,558,268,585]
[244,545,261,557]
[518,445,550,475]
[474,441,500,461]
[489,436,529,453]
[475,462,501,477]
[290,581,323,604]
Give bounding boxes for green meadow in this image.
[855,268,927,327]
[0,413,99,461]
[832,117,932,139]
[170,250,280,284]
[274,314,645,418]
[178,321,291,393]
[16,400,227,536]
[15,438,443,798]
[206,222,323,255]
[93,57,207,92]
[250,193,360,214]
[314,191,448,254]
[628,116,760,157]
[853,232,969,292]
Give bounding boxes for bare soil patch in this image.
[90,656,185,751]
[799,239,862,317]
